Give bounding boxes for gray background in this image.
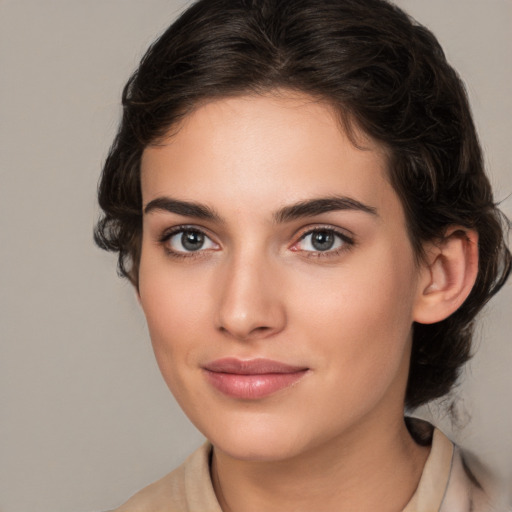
[1,1,510,511]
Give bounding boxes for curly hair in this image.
[94,0,511,409]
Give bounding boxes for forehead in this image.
[140,92,399,221]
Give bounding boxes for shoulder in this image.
[111,463,187,512]
[406,418,509,512]
[439,436,511,512]
[109,442,220,512]
[443,446,510,512]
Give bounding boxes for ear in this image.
[413,227,479,324]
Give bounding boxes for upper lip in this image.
[203,358,308,375]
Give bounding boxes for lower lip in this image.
[203,370,308,399]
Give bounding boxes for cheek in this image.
[290,247,418,381]
[138,256,209,380]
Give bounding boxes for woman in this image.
[95,0,511,510]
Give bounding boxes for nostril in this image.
[217,323,278,341]
[253,326,271,333]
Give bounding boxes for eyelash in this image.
[292,226,355,259]
[158,225,354,260]
[158,225,219,259]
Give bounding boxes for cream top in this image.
[112,428,495,512]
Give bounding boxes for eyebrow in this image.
[273,196,378,223]
[144,197,222,222]
[143,195,377,223]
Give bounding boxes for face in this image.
[138,92,426,462]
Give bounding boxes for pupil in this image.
[182,231,204,251]
[312,231,334,251]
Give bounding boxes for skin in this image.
[137,91,474,511]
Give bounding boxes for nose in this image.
[214,253,286,341]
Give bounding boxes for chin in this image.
[196,409,320,462]
[212,432,306,462]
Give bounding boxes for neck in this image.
[211,414,430,512]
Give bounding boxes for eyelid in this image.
[157,223,354,259]
[158,224,220,256]
[290,225,355,255]
[294,224,354,243]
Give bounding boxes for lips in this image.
[202,358,309,399]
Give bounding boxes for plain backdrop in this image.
[1,1,511,511]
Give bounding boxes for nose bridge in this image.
[215,245,285,340]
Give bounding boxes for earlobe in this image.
[413,228,479,324]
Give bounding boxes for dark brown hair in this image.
[94,0,511,409]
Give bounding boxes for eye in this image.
[164,228,218,254]
[293,228,352,254]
